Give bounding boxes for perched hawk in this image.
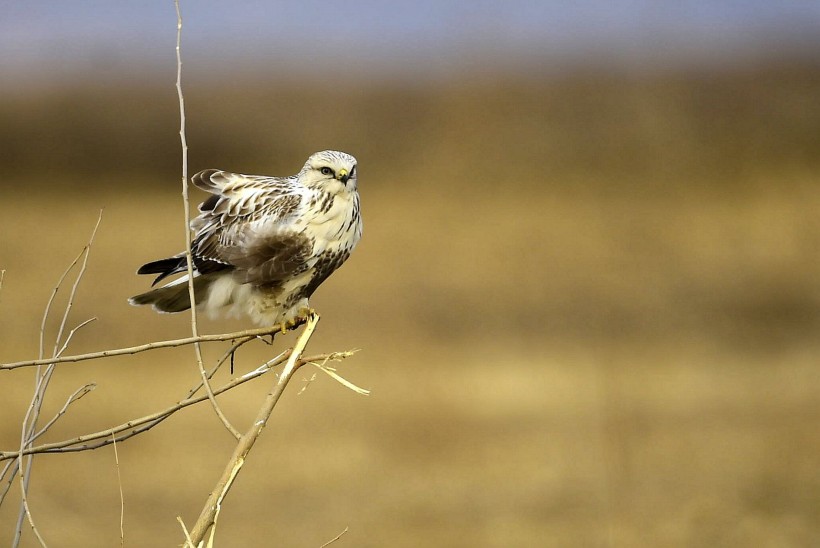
[129,150,362,328]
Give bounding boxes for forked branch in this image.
[184,313,321,546]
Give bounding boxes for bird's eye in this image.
[320,167,334,177]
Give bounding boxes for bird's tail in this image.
[137,255,188,286]
[128,274,216,313]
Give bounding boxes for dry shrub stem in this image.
[112,432,125,546]
[30,383,97,444]
[0,345,353,463]
[173,0,239,441]
[13,211,102,548]
[185,313,321,546]
[0,324,301,371]
[319,526,350,547]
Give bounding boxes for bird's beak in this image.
[338,168,350,183]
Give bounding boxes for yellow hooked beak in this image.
[338,168,350,183]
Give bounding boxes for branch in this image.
[172,0,237,441]
[306,351,369,395]
[0,350,287,461]
[320,526,350,548]
[30,383,96,443]
[0,320,303,371]
[0,347,355,461]
[178,516,195,547]
[37,239,86,361]
[0,460,18,506]
[54,317,97,358]
[13,211,102,547]
[185,313,320,545]
[50,211,103,358]
[112,432,125,546]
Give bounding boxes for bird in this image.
[129,150,362,330]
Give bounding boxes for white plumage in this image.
[129,150,362,327]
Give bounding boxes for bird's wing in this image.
[190,170,313,286]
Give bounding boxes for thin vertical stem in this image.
[174,0,240,440]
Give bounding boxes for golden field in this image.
[1,64,820,546]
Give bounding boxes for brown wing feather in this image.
[224,230,313,287]
[188,174,307,287]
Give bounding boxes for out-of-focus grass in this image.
[1,64,819,546]
[2,62,820,186]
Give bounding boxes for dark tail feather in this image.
[137,256,187,286]
[128,274,216,313]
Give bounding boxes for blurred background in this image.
[2,1,820,546]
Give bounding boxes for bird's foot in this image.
[297,306,317,321]
[278,318,297,334]
[277,308,317,334]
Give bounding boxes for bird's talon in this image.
[276,308,316,334]
[298,307,316,321]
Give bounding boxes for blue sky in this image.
[2,1,819,87]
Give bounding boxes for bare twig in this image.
[0,321,304,370]
[175,0,191,307]
[297,372,318,395]
[0,349,334,461]
[1,347,354,463]
[320,526,350,548]
[14,457,46,547]
[30,384,96,443]
[306,350,369,395]
[14,211,102,547]
[177,516,195,548]
[112,432,125,546]
[38,243,85,361]
[0,460,19,506]
[215,336,254,378]
[184,339,288,401]
[173,0,238,440]
[187,313,320,545]
[0,383,94,501]
[54,317,97,358]
[173,0,224,430]
[51,211,103,358]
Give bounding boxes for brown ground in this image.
[1,63,819,547]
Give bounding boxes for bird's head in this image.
[299,150,358,193]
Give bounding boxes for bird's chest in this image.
[299,191,360,253]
